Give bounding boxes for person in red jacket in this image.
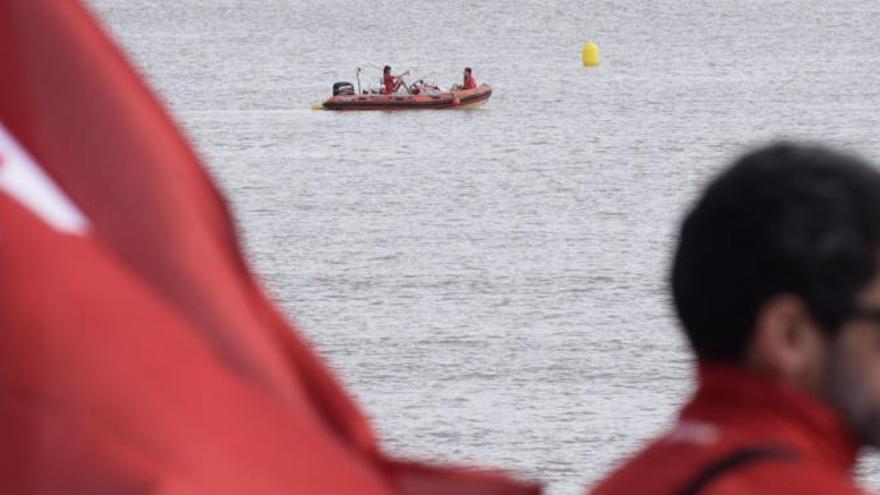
[452,67,477,91]
[589,143,880,495]
[463,67,477,89]
[382,65,409,94]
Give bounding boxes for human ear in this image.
[746,294,826,389]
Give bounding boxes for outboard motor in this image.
[332,82,355,96]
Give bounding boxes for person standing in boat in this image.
[382,65,409,95]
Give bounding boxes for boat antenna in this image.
[356,67,362,95]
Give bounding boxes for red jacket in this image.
[384,73,397,94]
[589,365,866,495]
[464,73,477,90]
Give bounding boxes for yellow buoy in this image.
[582,41,600,68]
[310,101,325,110]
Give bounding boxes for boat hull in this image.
[323,84,491,111]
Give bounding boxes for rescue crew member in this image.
[452,67,478,91]
[463,67,477,89]
[382,65,409,95]
[590,143,880,495]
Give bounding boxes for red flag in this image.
[0,1,541,494]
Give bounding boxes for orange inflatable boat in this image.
[322,83,492,111]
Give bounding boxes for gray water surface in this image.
[86,1,880,493]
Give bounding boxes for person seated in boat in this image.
[382,65,410,95]
[451,67,478,91]
[463,67,477,89]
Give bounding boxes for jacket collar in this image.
[681,363,860,473]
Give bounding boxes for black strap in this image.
[678,445,797,495]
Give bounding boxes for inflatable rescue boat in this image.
[322,81,492,111]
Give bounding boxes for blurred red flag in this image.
[0,1,540,494]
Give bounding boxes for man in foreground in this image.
[590,143,880,494]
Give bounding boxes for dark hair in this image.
[672,143,880,362]
[383,65,391,73]
[464,67,472,73]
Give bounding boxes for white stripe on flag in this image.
[0,122,89,234]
